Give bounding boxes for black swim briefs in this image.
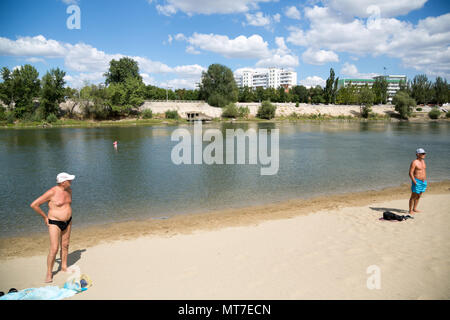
[48,216,72,231]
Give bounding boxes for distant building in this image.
[337,75,407,103]
[234,68,297,90]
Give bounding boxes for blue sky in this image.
[0,0,449,89]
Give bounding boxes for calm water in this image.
[1,121,449,238]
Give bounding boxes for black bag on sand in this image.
[383,211,414,221]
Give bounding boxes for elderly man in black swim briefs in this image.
[31,172,75,283]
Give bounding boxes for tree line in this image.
[1,58,449,122]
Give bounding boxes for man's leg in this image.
[46,224,61,282]
[60,222,72,272]
[409,193,417,214]
[413,193,422,212]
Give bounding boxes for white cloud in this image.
[243,11,281,31]
[245,12,272,27]
[325,0,427,18]
[185,33,271,59]
[26,57,46,63]
[299,76,326,88]
[153,0,274,16]
[340,62,379,78]
[256,37,299,68]
[284,6,301,20]
[0,35,67,58]
[0,35,209,88]
[140,73,157,86]
[302,48,339,65]
[63,72,105,88]
[287,5,450,77]
[160,78,199,90]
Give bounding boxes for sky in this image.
[0,0,449,89]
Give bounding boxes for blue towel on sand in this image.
[0,286,77,300]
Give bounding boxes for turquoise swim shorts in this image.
[411,179,427,194]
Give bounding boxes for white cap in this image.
[57,172,75,183]
[416,148,426,154]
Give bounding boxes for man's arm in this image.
[409,161,417,184]
[30,188,54,225]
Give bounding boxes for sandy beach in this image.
[1,181,449,300]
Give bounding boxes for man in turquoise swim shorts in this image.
[409,148,427,214]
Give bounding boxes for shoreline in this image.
[1,180,449,260]
[1,115,448,129]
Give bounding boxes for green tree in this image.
[393,91,416,119]
[104,57,142,85]
[199,64,238,107]
[324,68,338,104]
[310,86,325,104]
[433,76,448,105]
[358,84,375,118]
[0,65,40,118]
[411,74,432,105]
[107,77,145,117]
[372,77,388,104]
[238,86,255,102]
[291,85,309,103]
[80,84,111,120]
[40,68,66,118]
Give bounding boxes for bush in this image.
[446,111,450,118]
[361,106,372,118]
[256,101,277,119]
[295,102,299,108]
[428,108,441,119]
[416,107,422,111]
[141,109,153,119]
[0,107,6,121]
[221,103,239,118]
[46,113,58,123]
[6,111,15,124]
[238,106,250,118]
[165,110,179,119]
[393,91,416,119]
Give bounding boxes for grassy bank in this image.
[1,113,447,129]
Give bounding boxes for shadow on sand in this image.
[369,207,408,214]
[54,249,87,275]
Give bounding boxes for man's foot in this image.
[45,275,53,283]
[413,209,421,213]
[409,211,415,215]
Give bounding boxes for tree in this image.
[310,85,325,104]
[40,68,66,118]
[372,77,388,104]
[393,91,416,119]
[238,86,255,102]
[324,68,338,104]
[291,85,309,103]
[104,57,142,85]
[411,74,432,105]
[0,65,40,118]
[256,100,276,119]
[433,76,448,105]
[199,64,238,107]
[107,76,145,117]
[358,84,375,118]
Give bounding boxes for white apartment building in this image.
[234,68,297,90]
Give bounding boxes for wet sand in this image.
[0,181,449,299]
